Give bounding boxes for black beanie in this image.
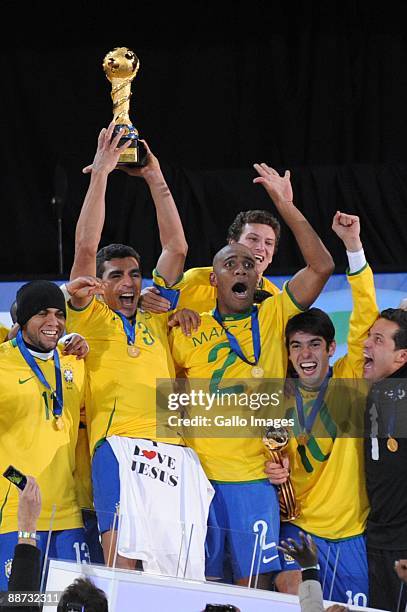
[16,281,66,327]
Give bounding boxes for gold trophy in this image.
[102,47,147,166]
[263,426,300,521]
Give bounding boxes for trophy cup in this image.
[102,47,147,167]
[262,426,300,521]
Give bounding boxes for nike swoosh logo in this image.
[263,553,279,564]
[18,376,35,384]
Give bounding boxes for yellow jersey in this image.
[285,265,378,539]
[157,266,280,313]
[0,324,9,343]
[66,298,181,454]
[170,284,304,481]
[74,408,93,510]
[0,341,85,533]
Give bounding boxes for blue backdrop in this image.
[1,273,406,360]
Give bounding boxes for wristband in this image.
[18,530,38,541]
[346,248,366,274]
[59,283,72,302]
[152,283,180,311]
[301,563,320,571]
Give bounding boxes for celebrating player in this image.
[141,208,281,314]
[169,182,334,589]
[65,122,213,578]
[0,281,89,590]
[266,212,378,604]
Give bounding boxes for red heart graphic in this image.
[142,450,157,460]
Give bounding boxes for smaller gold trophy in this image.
[263,426,300,521]
[102,47,147,166]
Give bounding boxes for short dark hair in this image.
[379,308,407,350]
[226,210,281,249]
[57,577,108,612]
[285,308,335,350]
[96,243,141,278]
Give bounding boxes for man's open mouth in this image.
[363,353,373,370]
[41,329,58,338]
[299,361,318,375]
[254,255,264,263]
[231,282,248,299]
[119,292,135,306]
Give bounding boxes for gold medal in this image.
[387,436,398,452]
[297,432,309,446]
[128,346,140,358]
[251,366,264,378]
[54,417,64,431]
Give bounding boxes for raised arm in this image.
[332,211,379,371]
[70,122,130,280]
[331,210,362,253]
[253,164,334,308]
[120,143,188,287]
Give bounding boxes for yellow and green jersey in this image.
[285,265,378,539]
[155,266,280,313]
[66,298,181,454]
[170,283,304,481]
[0,341,85,533]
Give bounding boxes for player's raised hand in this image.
[66,276,105,300]
[82,121,131,175]
[117,140,162,184]
[169,308,201,337]
[332,211,362,252]
[253,163,293,207]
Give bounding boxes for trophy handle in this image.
[267,448,300,522]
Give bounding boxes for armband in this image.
[152,283,180,310]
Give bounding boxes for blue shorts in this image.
[279,523,368,606]
[92,439,121,534]
[0,528,87,591]
[206,480,281,581]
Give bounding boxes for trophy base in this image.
[112,124,148,167]
[117,138,147,167]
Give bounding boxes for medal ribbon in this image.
[212,305,261,366]
[387,409,396,440]
[16,329,63,418]
[295,367,333,436]
[114,310,136,346]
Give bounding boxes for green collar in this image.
[212,308,253,321]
